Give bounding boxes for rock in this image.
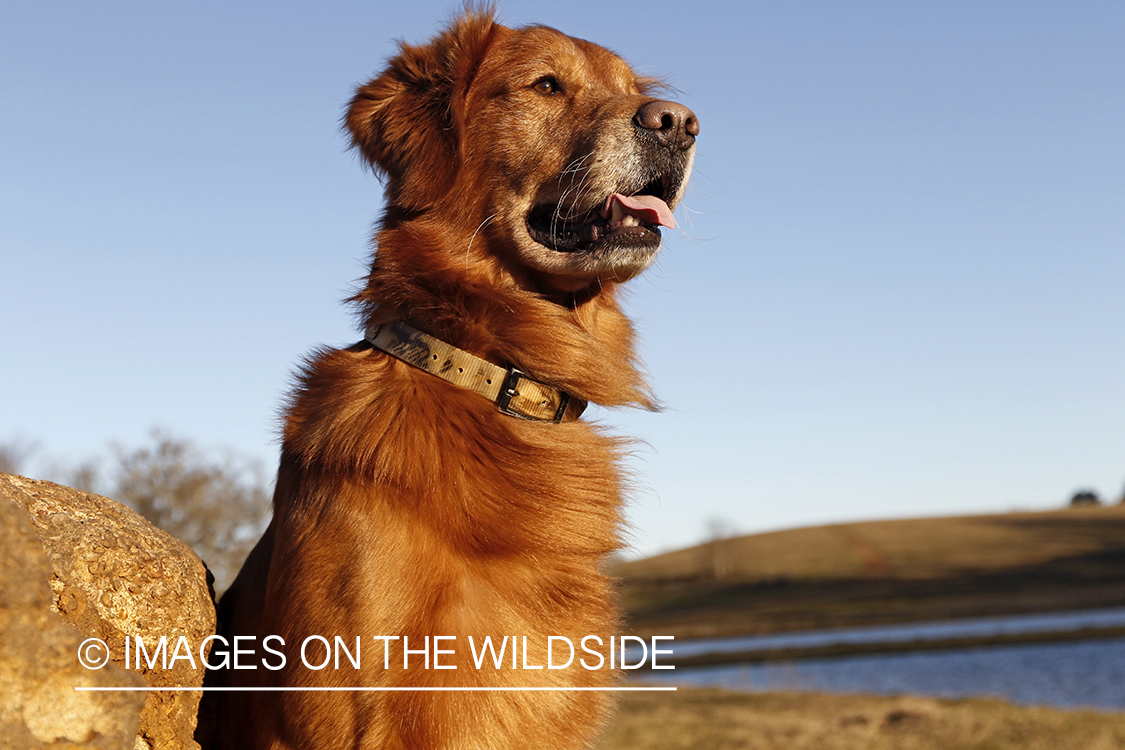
[1,474,217,750]
[1,476,146,749]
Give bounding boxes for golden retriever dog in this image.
[206,7,696,749]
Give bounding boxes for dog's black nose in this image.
[634,100,699,151]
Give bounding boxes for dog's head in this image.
[345,9,697,294]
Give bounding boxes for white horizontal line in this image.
[74,686,677,692]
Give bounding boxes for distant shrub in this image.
[109,431,272,594]
[1069,490,1101,508]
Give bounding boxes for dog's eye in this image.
[531,77,561,95]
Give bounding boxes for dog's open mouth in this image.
[527,186,675,253]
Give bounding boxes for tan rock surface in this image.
[2,474,217,750]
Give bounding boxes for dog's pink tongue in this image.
[603,193,676,229]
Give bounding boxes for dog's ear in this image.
[345,10,500,210]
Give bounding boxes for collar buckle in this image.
[496,368,571,423]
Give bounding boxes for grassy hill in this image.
[616,504,1125,639]
[599,688,1125,750]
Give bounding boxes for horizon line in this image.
[75,686,678,692]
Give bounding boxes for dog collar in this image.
[365,321,584,423]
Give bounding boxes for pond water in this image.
[660,608,1125,709]
[672,606,1125,658]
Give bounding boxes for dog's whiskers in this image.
[549,154,598,236]
[467,214,497,270]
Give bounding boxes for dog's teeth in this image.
[608,200,641,228]
[610,199,625,223]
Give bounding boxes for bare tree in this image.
[702,516,738,580]
[63,460,103,495]
[0,446,21,475]
[0,440,35,475]
[110,432,272,594]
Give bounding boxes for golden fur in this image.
[206,8,696,749]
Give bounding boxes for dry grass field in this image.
[599,688,1125,750]
[617,504,1125,639]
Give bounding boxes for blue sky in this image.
[3,1,1123,558]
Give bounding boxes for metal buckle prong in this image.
[495,368,569,423]
[496,368,529,419]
